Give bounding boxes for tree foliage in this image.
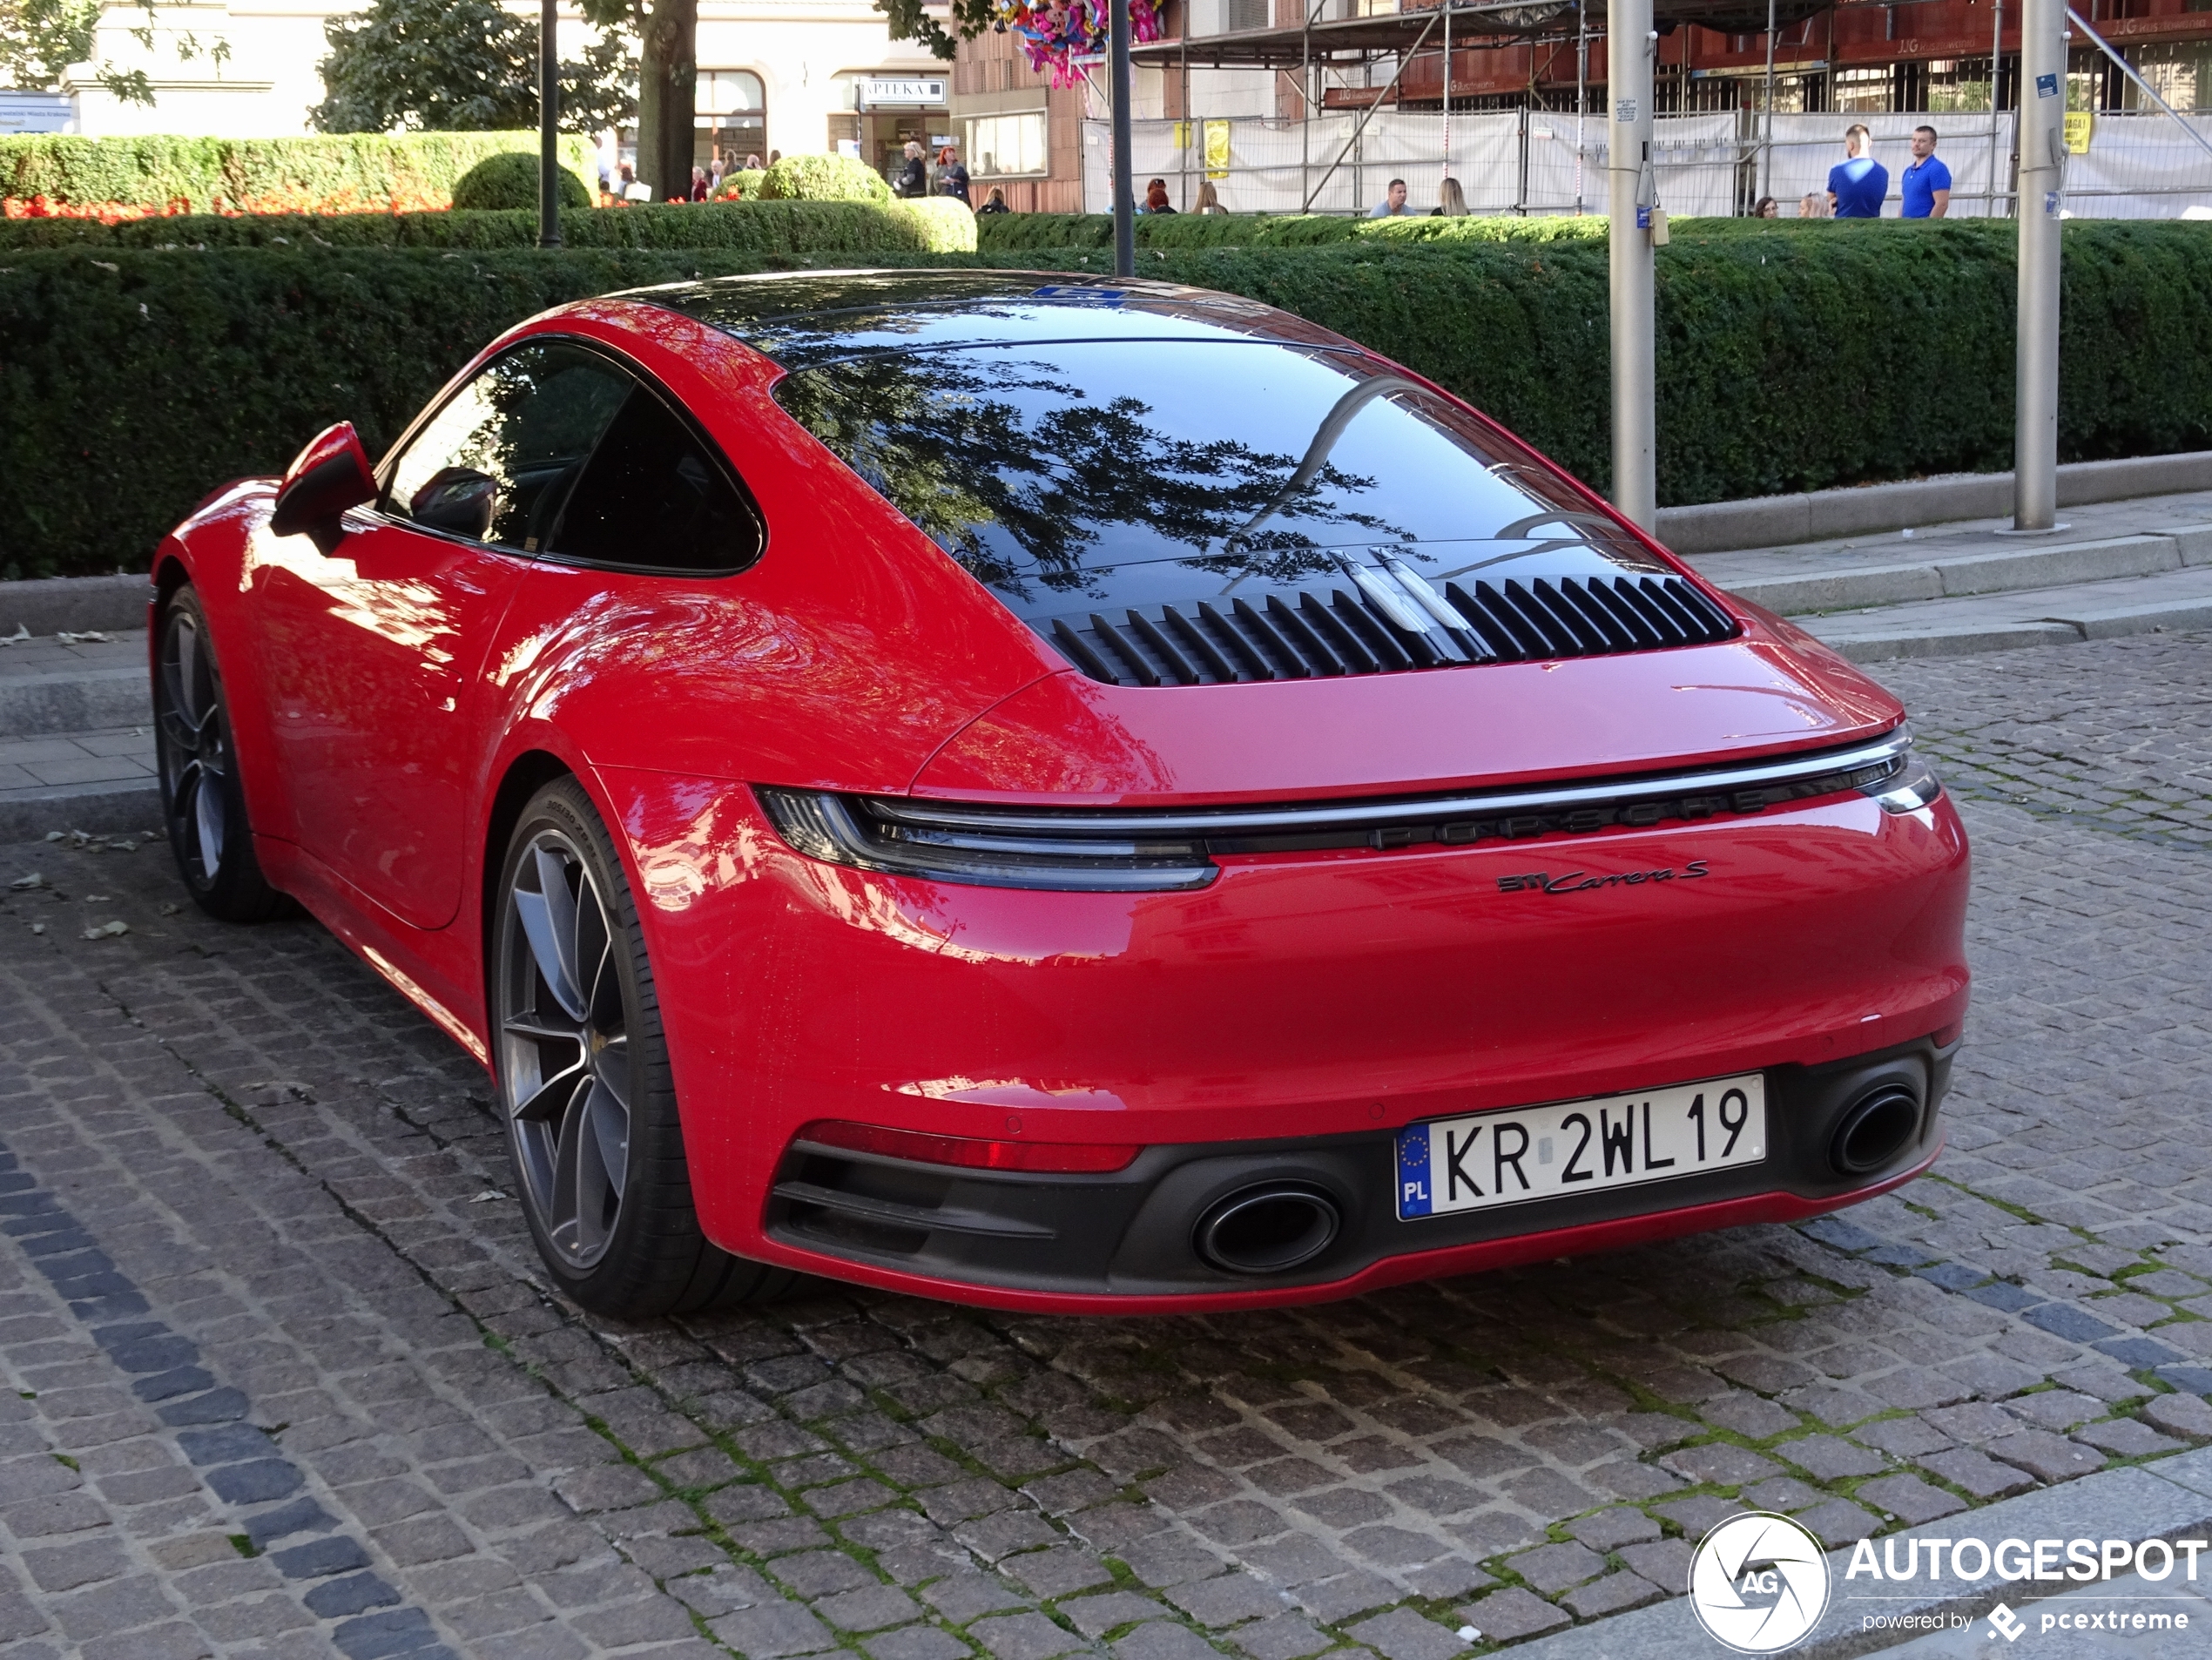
[871,0,994,60]
[312,0,634,135]
[0,0,95,90]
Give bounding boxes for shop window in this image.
[968,111,1049,176]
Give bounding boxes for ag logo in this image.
[1689,1513,1831,1653]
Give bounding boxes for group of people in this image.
[598,144,774,204]
[1753,123,1953,219]
[1366,175,1472,217]
[891,140,1014,213]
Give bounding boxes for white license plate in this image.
[1395,1073,1766,1218]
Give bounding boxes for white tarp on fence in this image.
[1082,105,2212,219]
[1082,111,1737,217]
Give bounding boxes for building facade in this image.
[51,0,949,177]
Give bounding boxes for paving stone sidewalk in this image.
[0,632,2209,1656]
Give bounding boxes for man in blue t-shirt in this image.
[1827,124,1889,219]
[1900,125,1953,218]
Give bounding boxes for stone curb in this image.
[1497,1451,2212,1658]
[0,779,161,842]
[0,573,150,637]
[1655,451,2212,557]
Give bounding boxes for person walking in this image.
[1827,124,1888,219]
[1901,125,1952,219]
[1368,178,1411,217]
[894,141,927,199]
[936,145,971,207]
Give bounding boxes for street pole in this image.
[538,0,561,247]
[2012,0,2063,530]
[1608,0,1656,530]
[1110,0,1135,279]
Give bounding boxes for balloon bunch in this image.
[995,0,1162,88]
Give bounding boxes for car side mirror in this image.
[269,422,377,549]
[408,467,498,541]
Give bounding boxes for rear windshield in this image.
[772,339,1656,617]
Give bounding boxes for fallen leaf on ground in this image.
[158,903,179,915]
[29,924,44,935]
[0,624,28,645]
[84,894,111,902]
[81,921,128,939]
[7,874,40,890]
[55,631,111,644]
[469,1190,509,1203]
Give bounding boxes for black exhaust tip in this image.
[1195,1184,1340,1275]
[1830,1085,1922,1176]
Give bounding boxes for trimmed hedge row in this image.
[0,132,595,217]
[0,197,976,253]
[4,223,2208,578]
[0,246,972,579]
[975,209,1613,250]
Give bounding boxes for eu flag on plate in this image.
[1396,1124,1433,1218]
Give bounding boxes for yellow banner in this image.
[2064,111,2093,154]
[1173,121,1191,151]
[1204,118,1231,180]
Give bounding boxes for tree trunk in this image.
[635,0,697,201]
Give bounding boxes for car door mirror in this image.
[408,467,498,540]
[270,422,378,548]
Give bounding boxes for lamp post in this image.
[1608,0,1656,529]
[538,0,561,247]
[2012,0,2064,530]
[1110,0,1135,278]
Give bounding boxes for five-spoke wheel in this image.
[500,827,634,1271]
[493,779,794,1313]
[154,587,284,921]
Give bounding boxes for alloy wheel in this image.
[498,829,634,1270]
[158,609,228,882]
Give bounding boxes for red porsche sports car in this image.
[151,271,1968,1317]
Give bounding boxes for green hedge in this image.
[4,223,2208,578]
[0,132,594,214]
[450,150,594,213]
[0,199,965,253]
[756,152,892,206]
[975,209,1614,251]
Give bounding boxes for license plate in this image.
[1395,1073,1766,1218]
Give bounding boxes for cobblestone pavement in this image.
[1,632,2209,1657]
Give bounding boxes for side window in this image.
[547,385,765,574]
[386,341,634,551]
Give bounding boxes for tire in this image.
[492,778,796,1316]
[155,585,287,922]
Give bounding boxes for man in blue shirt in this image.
[1827,124,1888,219]
[1900,125,1953,218]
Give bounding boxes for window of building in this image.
[1832,66,1893,113]
[697,69,767,171]
[968,111,1049,176]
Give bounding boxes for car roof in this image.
[610,269,1362,369]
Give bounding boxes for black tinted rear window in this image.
[772,340,1656,617]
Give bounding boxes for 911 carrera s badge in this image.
[1498,860,1709,894]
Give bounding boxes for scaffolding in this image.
[1119,0,2212,215]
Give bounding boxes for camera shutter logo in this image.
[1689,1513,1831,1654]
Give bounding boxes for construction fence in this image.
[1082,105,2212,219]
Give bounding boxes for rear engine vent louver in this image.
[1043,573,1737,688]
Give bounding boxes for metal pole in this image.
[1442,2,1451,189]
[2013,0,2062,530]
[1111,0,1134,278]
[1761,0,1776,204]
[538,0,561,246]
[1988,0,2005,214]
[1608,0,1656,529]
[1574,3,1587,215]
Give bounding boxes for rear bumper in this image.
[603,766,1970,1312]
[759,1034,1955,1307]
